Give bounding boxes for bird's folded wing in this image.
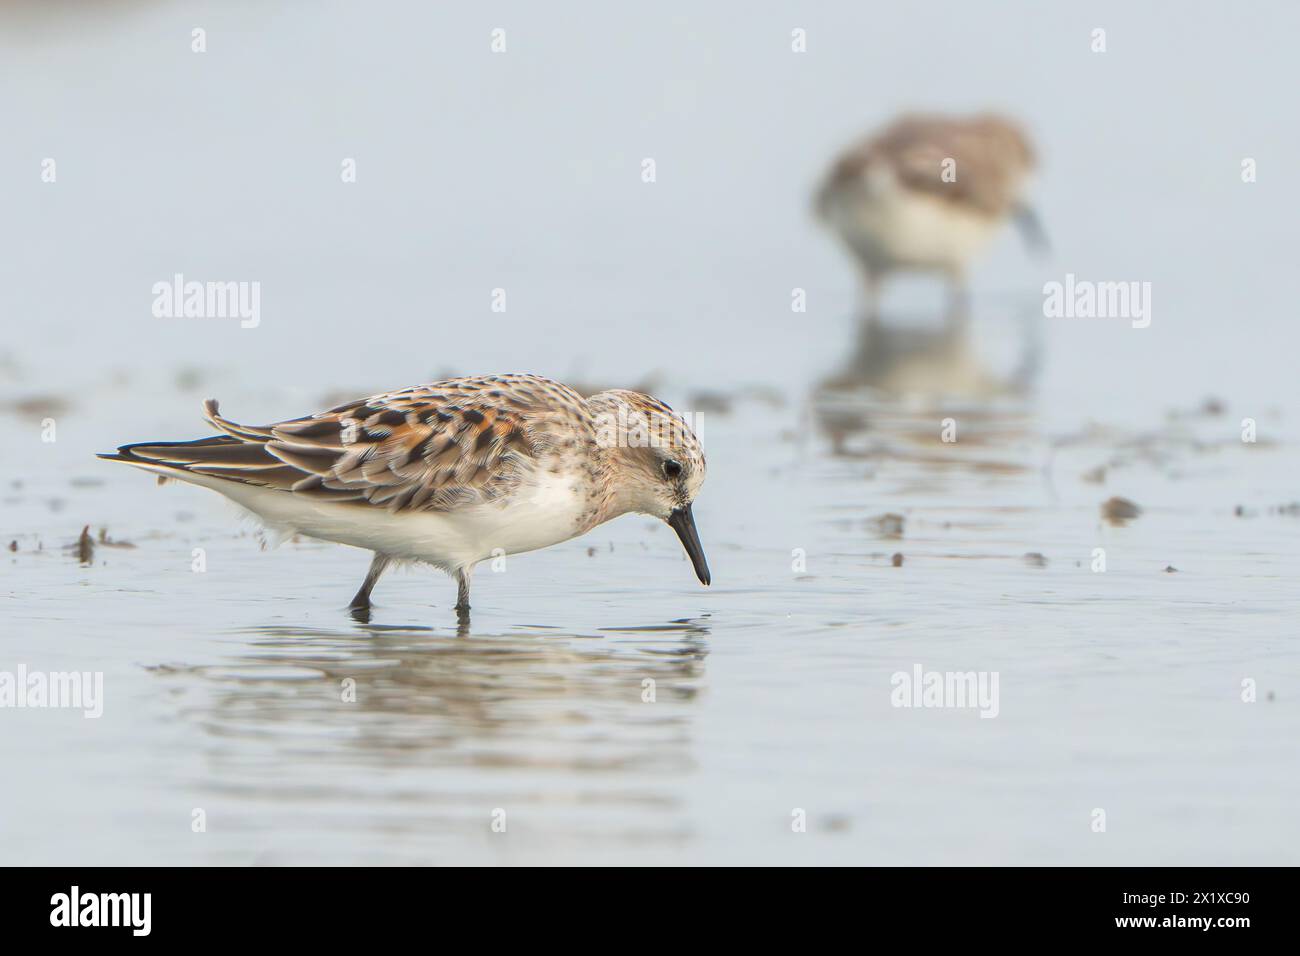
[118,379,583,513]
[832,116,1029,216]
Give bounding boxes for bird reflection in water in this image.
[812,305,1041,461]
[153,617,710,770]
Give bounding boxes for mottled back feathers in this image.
[818,113,1036,218]
[107,374,596,514]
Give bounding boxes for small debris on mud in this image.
[1166,396,1227,420]
[97,527,136,549]
[1101,496,1142,524]
[6,394,71,419]
[1081,465,1107,484]
[76,525,94,565]
[1023,552,1048,568]
[174,366,207,391]
[689,390,733,415]
[890,553,904,567]
[869,513,906,539]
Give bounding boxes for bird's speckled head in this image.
[588,389,710,585]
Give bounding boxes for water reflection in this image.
[141,617,712,857]
[818,306,1040,399]
[151,618,707,781]
[811,303,1042,465]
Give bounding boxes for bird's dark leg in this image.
[349,553,391,612]
[859,266,882,327]
[834,268,882,385]
[454,568,471,625]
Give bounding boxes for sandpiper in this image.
[814,113,1046,321]
[99,374,710,619]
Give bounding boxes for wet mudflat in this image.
[3,346,1297,866]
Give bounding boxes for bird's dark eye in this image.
[663,459,683,479]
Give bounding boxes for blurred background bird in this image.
[815,113,1047,327]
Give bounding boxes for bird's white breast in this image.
[828,170,1003,272]
[169,467,593,572]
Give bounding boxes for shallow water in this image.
[4,0,1300,866]
[3,339,1298,865]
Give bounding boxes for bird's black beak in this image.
[1012,203,1051,258]
[667,504,711,586]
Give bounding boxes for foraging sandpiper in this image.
[815,113,1046,321]
[99,374,710,620]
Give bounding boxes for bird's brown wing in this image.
[103,374,590,513]
[827,114,1034,216]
